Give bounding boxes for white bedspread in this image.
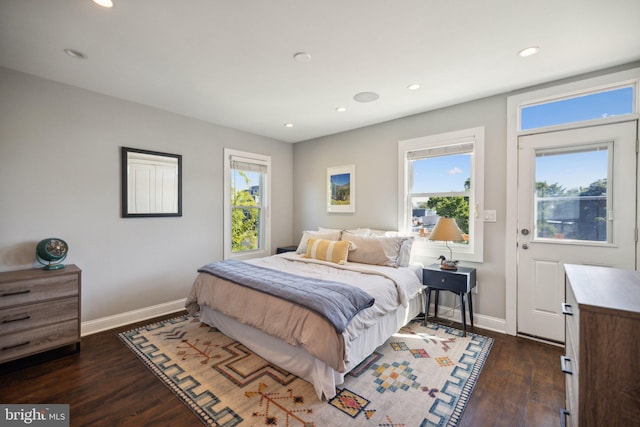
[251,253,424,343]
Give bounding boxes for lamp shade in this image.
[429,217,464,242]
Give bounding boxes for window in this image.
[534,144,611,243]
[520,85,635,131]
[398,127,484,262]
[224,149,271,259]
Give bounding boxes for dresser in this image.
[562,264,640,427]
[0,265,81,363]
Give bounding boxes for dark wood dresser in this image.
[0,265,81,363]
[562,264,640,427]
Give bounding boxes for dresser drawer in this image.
[0,297,79,336]
[0,274,78,309]
[0,319,79,363]
[423,269,469,293]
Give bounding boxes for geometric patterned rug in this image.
[118,314,493,426]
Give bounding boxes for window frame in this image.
[223,148,271,260]
[518,81,638,132]
[398,126,485,263]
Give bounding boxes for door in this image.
[517,121,637,342]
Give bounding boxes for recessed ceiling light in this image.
[407,83,421,90]
[353,92,379,103]
[284,123,294,128]
[293,52,312,63]
[336,107,347,112]
[64,49,86,59]
[92,0,113,8]
[518,46,540,57]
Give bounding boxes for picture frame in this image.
[121,147,182,218]
[327,164,355,213]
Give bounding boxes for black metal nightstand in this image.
[422,264,476,336]
[276,245,298,254]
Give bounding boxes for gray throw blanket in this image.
[197,259,375,333]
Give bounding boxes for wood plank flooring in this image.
[0,312,564,427]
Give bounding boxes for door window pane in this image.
[521,86,633,130]
[534,146,609,242]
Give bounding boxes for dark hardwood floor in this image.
[0,312,564,427]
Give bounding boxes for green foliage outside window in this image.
[421,197,470,234]
[417,178,471,234]
[231,171,260,252]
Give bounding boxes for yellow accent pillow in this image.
[304,237,350,265]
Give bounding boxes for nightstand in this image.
[422,264,476,336]
[276,245,298,254]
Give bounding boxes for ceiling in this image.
[1,0,639,143]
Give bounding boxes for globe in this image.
[36,238,68,270]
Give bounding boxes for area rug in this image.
[118,315,493,426]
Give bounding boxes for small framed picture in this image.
[327,164,355,213]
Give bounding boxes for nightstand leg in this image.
[460,292,467,337]
[434,290,440,318]
[424,288,432,326]
[468,291,474,327]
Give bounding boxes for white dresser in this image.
[562,264,640,427]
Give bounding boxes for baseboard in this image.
[81,298,187,336]
[81,298,506,337]
[428,305,506,334]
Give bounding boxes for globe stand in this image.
[42,261,66,271]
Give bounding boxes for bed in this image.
[185,230,424,400]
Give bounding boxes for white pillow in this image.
[318,227,370,236]
[380,231,415,267]
[317,227,342,234]
[296,230,341,254]
[397,237,415,267]
[369,229,389,236]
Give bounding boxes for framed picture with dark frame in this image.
[327,164,355,213]
[121,147,182,218]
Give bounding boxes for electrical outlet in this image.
[473,280,479,294]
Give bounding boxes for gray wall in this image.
[0,68,293,322]
[292,60,640,323]
[293,96,507,320]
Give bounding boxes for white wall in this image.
[0,68,293,323]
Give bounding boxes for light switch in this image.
[484,210,497,222]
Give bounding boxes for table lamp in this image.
[429,217,464,270]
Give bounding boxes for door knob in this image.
[522,243,529,250]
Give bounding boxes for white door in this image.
[517,121,637,342]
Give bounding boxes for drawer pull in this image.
[2,315,31,324]
[560,409,570,427]
[1,290,31,297]
[561,303,573,316]
[2,341,31,351]
[561,356,573,375]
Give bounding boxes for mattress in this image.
[187,252,425,399]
